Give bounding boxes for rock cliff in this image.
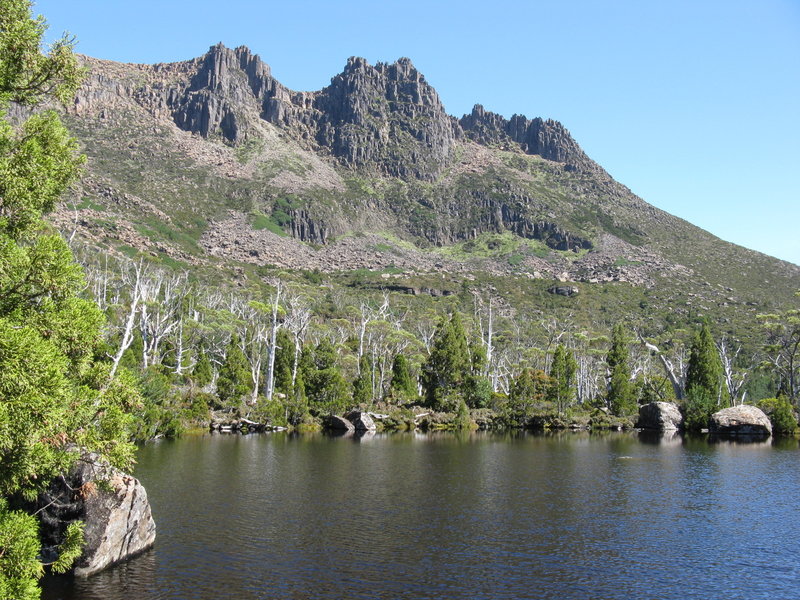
[460,104,600,173]
[59,43,800,314]
[74,44,593,181]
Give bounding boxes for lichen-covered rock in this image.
[38,455,156,577]
[637,402,683,431]
[344,411,377,432]
[710,405,772,436]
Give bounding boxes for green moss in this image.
[73,197,105,211]
[435,232,522,259]
[614,257,644,267]
[117,244,139,258]
[251,213,287,236]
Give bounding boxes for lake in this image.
[42,431,800,600]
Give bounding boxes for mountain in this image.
[52,43,799,343]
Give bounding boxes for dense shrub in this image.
[756,397,798,434]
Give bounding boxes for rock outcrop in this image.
[173,44,280,145]
[637,402,683,431]
[344,411,377,432]
[312,56,459,179]
[323,415,355,432]
[75,45,600,183]
[37,455,156,577]
[548,285,580,297]
[460,104,602,173]
[710,405,773,436]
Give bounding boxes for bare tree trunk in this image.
[636,331,685,400]
[109,260,144,380]
[265,282,282,402]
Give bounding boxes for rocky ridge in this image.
[76,45,461,181]
[460,104,601,174]
[56,43,800,320]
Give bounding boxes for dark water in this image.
[43,431,800,600]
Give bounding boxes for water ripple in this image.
[43,432,800,600]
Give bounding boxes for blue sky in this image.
[35,0,800,266]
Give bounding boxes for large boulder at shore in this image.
[637,402,683,430]
[344,411,377,432]
[38,455,156,577]
[323,414,355,432]
[710,405,773,436]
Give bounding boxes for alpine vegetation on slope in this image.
[57,42,798,316]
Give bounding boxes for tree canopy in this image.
[0,1,139,595]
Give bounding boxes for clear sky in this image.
[35,0,800,266]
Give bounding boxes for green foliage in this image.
[0,111,85,238]
[306,367,350,415]
[606,324,636,416]
[758,295,800,403]
[0,499,41,600]
[683,387,715,432]
[352,354,372,405]
[284,365,309,425]
[131,367,184,441]
[507,253,524,266]
[0,0,83,107]
[421,312,470,411]
[548,344,577,414]
[273,329,295,398]
[436,232,522,259]
[464,375,492,409]
[192,350,213,387]
[686,321,724,405]
[249,397,289,428]
[182,390,212,425]
[251,212,287,236]
[304,340,350,415]
[313,338,338,370]
[464,339,491,408]
[0,2,138,591]
[453,398,472,430]
[48,521,84,575]
[634,374,677,405]
[389,353,417,401]
[756,397,798,434]
[216,334,250,407]
[506,368,551,425]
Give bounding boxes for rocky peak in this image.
[312,56,459,179]
[460,104,601,173]
[174,43,281,143]
[188,44,273,96]
[75,45,599,178]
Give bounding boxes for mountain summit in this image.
[58,43,798,337]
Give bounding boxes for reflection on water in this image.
[43,431,800,600]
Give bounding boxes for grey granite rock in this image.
[38,455,156,577]
[710,405,772,436]
[637,402,683,431]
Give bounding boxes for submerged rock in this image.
[38,455,156,577]
[710,405,772,436]
[637,402,683,431]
